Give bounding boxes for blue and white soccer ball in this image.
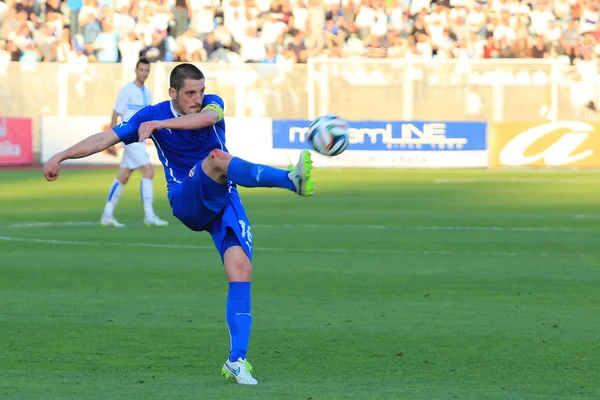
[307,114,350,157]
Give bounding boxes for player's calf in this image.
[201,149,314,196]
[224,154,312,194]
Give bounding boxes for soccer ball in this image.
[307,114,350,157]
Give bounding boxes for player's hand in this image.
[43,154,62,181]
[138,120,162,142]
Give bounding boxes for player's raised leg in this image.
[138,164,168,227]
[204,149,315,197]
[101,168,129,227]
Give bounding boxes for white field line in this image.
[434,178,599,184]
[0,221,596,233]
[3,222,99,228]
[0,235,585,258]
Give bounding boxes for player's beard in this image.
[186,103,202,114]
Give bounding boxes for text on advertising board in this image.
[489,121,599,168]
[272,120,487,151]
[0,117,33,166]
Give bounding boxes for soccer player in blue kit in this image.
[43,63,316,385]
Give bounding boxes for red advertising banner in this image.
[0,117,33,166]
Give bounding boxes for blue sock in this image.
[227,157,296,191]
[227,282,252,362]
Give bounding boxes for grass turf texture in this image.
[0,167,599,400]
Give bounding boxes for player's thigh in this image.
[208,187,253,264]
[122,142,151,170]
[171,161,229,231]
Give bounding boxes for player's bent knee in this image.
[140,164,154,179]
[209,150,232,171]
[209,149,232,161]
[223,246,252,282]
[117,169,132,184]
[202,151,233,184]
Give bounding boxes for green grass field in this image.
[1,167,599,399]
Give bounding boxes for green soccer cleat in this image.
[287,149,316,197]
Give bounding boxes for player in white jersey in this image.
[100,58,168,228]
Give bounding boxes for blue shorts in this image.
[169,162,253,262]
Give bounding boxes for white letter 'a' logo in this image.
[499,121,594,166]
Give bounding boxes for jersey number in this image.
[238,220,253,251]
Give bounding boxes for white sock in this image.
[103,179,124,218]
[141,178,155,218]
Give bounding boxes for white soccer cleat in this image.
[287,149,315,197]
[100,216,126,228]
[144,215,169,227]
[221,358,258,385]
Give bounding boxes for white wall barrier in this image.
[40,116,489,168]
[40,116,276,166]
[41,116,160,165]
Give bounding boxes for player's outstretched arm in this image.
[138,107,222,142]
[43,130,121,181]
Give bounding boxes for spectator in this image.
[324,15,344,54]
[531,35,549,58]
[305,0,325,56]
[67,0,83,38]
[0,0,598,66]
[203,31,222,59]
[240,25,266,62]
[172,0,191,38]
[56,27,74,62]
[113,6,137,34]
[118,30,144,67]
[140,29,170,62]
[261,44,278,63]
[483,34,500,59]
[4,38,21,61]
[286,28,306,63]
[175,27,206,61]
[94,19,119,62]
[0,6,19,40]
[33,23,57,61]
[512,37,532,58]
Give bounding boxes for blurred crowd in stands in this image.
[0,0,598,66]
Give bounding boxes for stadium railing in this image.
[0,58,598,153]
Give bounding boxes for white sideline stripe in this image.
[4,222,99,228]
[273,224,592,233]
[573,214,600,219]
[0,236,584,258]
[0,221,595,233]
[434,178,599,184]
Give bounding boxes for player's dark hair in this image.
[136,58,150,68]
[170,64,205,92]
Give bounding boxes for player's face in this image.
[135,63,150,84]
[170,78,205,115]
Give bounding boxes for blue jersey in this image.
[112,93,252,261]
[112,94,228,195]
